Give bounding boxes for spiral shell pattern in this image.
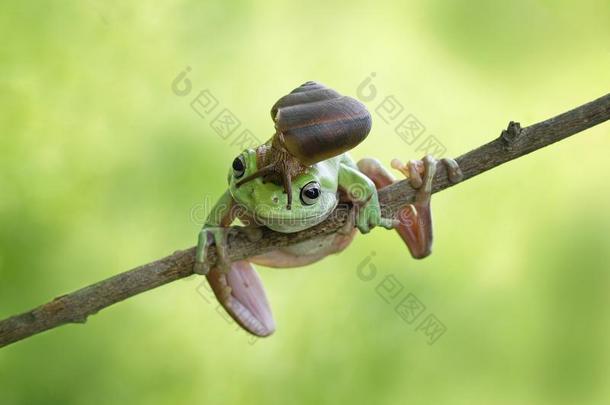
[270,81,372,166]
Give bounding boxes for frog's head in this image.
[229,148,339,233]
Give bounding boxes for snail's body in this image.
[194,82,463,337]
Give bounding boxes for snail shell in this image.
[271,81,372,166]
[236,81,372,210]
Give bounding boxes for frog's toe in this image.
[193,261,209,275]
[355,209,372,234]
[207,261,275,337]
[440,158,463,184]
[391,158,426,189]
[379,217,399,230]
[357,223,371,234]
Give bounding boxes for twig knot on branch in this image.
[500,121,522,150]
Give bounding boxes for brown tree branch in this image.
[1,93,609,348]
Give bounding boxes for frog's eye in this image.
[232,156,246,179]
[300,181,321,205]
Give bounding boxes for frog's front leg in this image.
[338,161,396,234]
[193,190,235,275]
[194,191,275,337]
[358,156,462,259]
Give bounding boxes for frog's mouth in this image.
[241,207,334,233]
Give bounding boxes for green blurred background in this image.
[1,1,609,404]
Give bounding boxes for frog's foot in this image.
[390,156,462,258]
[342,184,396,234]
[207,261,275,337]
[391,156,463,188]
[194,227,232,275]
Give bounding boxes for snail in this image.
[235,81,372,209]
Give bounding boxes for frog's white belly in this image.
[278,234,339,256]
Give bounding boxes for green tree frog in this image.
[193,82,462,337]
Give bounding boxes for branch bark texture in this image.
[1,93,609,348]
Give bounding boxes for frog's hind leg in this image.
[357,156,461,259]
[207,260,275,337]
[390,156,462,258]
